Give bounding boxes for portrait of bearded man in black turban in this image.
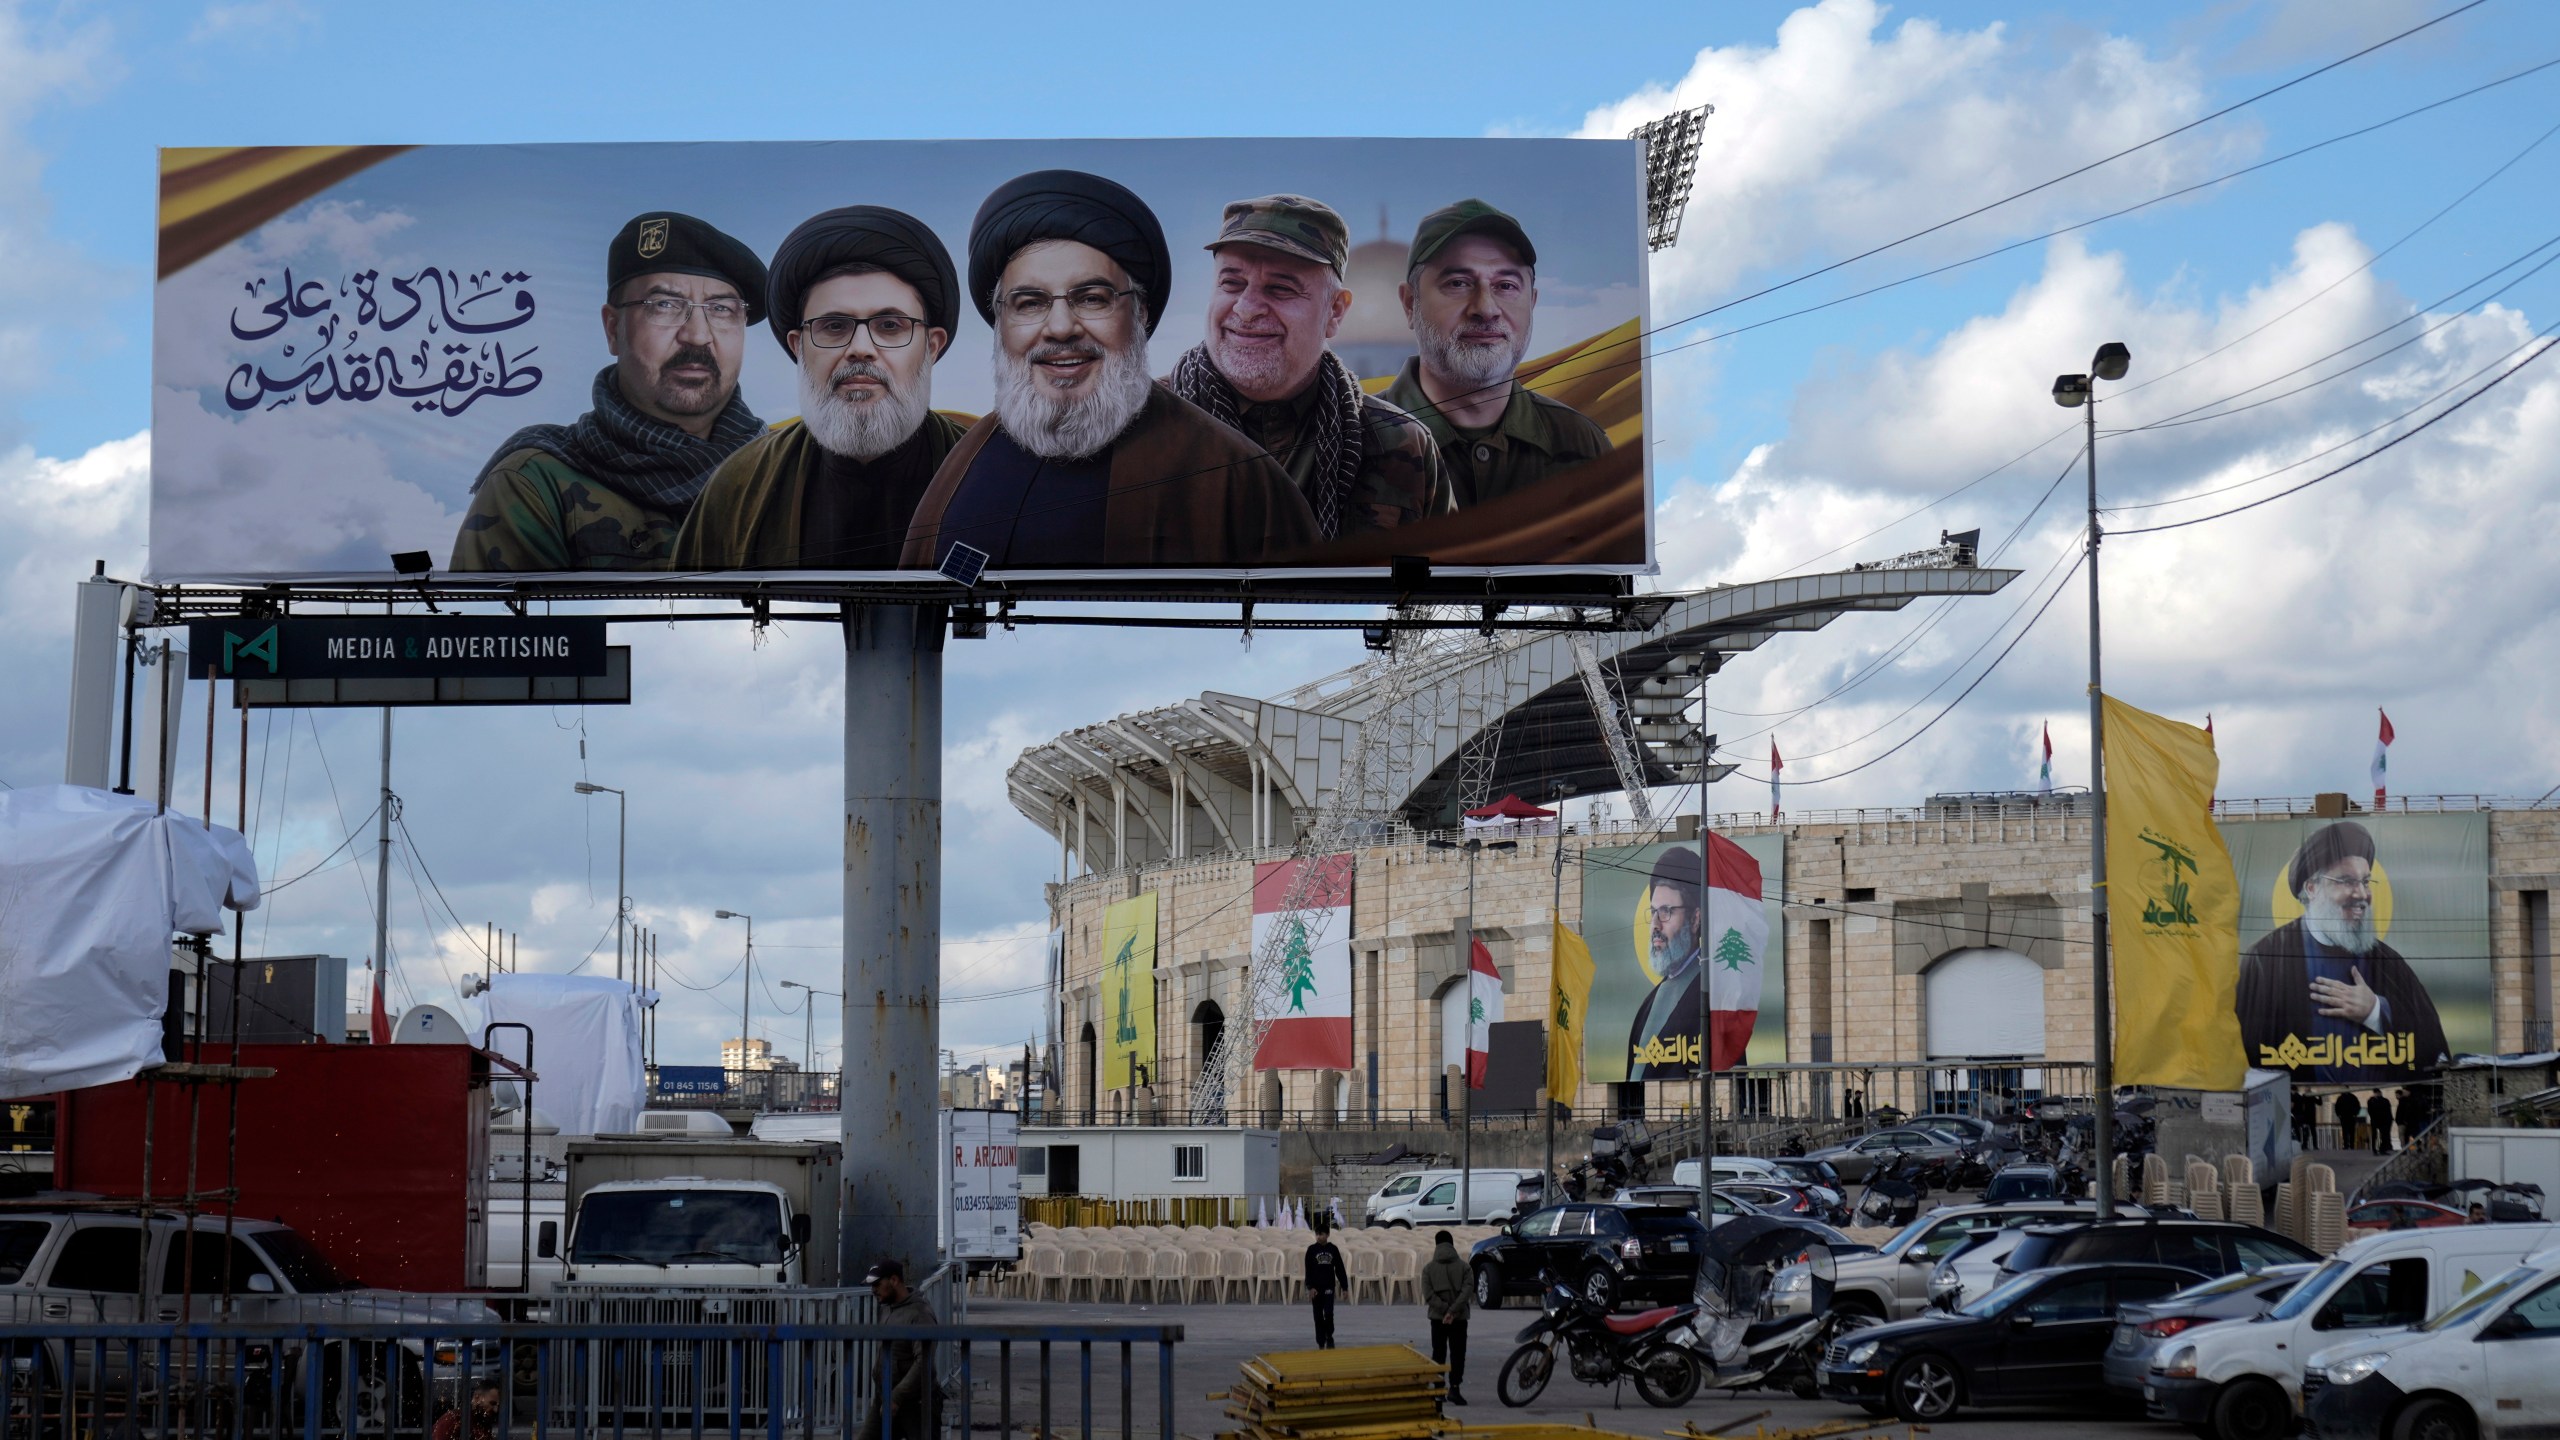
[2236,820,2449,1082]
[900,169,1318,569]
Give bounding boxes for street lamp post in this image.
[574,782,629,983]
[778,979,841,1075]
[716,909,753,1077]
[1430,834,1517,1225]
[2052,339,2131,1220]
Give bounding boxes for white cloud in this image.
[1581,0,2243,312]
[0,3,117,414]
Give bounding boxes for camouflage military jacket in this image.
[1230,382,1454,537]
[448,450,684,571]
[1379,357,1612,509]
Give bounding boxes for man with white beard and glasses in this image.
[1380,199,1609,508]
[2236,820,2450,1083]
[1166,195,1451,540]
[673,207,966,570]
[900,170,1317,569]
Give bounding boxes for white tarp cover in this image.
[477,973,647,1136]
[0,785,260,1097]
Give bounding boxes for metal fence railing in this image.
[0,1313,1178,1440]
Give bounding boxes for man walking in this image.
[1303,1216,1345,1350]
[2368,1089,2394,1154]
[1421,1230,1472,1406]
[862,1259,937,1440]
[2332,1090,2361,1150]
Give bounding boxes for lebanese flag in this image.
[1769,742,1783,821]
[369,962,391,1045]
[2037,722,2053,794]
[1704,831,1768,1072]
[2372,710,2394,810]
[1252,855,1354,1071]
[1465,935,1503,1088]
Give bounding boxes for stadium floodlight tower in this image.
[1631,104,1714,252]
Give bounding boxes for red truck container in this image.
[57,1042,491,1292]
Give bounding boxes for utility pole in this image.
[373,708,393,1031]
[717,910,754,1072]
[2054,341,2131,1219]
[1546,832,1565,1205]
[1696,658,1717,1221]
[574,782,628,982]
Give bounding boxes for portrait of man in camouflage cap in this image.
[450,212,768,571]
[1163,194,1454,540]
[1381,199,1611,508]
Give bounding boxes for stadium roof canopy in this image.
[1008,565,2018,871]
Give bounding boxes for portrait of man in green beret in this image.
[449,212,767,571]
[1163,194,1453,540]
[1381,199,1610,508]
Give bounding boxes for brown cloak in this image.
[897,386,1318,569]
[669,412,968,571]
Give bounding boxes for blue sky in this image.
[4,0,2556,1071]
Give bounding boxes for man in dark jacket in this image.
[2237,822,2450,1082]
[2333,1090,2362,1150]
[1304,1217,1345,1349]
[2368,1090,2395,1153]
[862,1259,937,1440]
[1420,1230,1472,1405]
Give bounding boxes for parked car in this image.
[2099,1263,2313,1397]
[1609,1185,1762,1226]
[1774,1201,2095,1322]
[2301,1247,2560,1440]
[1717,1181,1834,1221]
[1766,1157,1851,1213]
[2343,1199,2469,1235]
[1997,1218,2315,1286]
[1816,1262,2200,1421]
[1806,1129,1969,1183]
[1470,1202,1708,1311]
[1982,1164,2068,1204]
[1668,1156,1792,1188]
[1930,1227,2034,1311]
[2150,1222,2560,1440]
[1907,1114,2000,1147]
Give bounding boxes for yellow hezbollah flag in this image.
[1100,893,1158,1088]
[2103,695,2245,1090]
[1549,921,1595,1101]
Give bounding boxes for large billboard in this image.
[1580,833,1787,1082]
[151,141,1651,587]
[2225,813,2489,1083]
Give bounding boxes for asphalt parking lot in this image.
[960,1298,2177,1440]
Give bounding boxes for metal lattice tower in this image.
[1570,629,1653,822]
[1632,104,1714,252]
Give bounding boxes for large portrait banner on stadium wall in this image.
[151,140,1651,587]
[1581,833,1785,1083]
[2224,813,2489,1083]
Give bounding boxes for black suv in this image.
[1999,1217,2315,1284]
[1470,1202,1706,1311]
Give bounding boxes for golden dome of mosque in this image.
[1333,208,1418,382]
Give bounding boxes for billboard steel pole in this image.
[841,603,944,1279]
[1697,663,1713,1221]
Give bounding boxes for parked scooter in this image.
[1666,1216,1874,1399]
[1855,1153,1927,1228]
[1495,1274,1700,1409]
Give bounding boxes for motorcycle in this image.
[1854,1153,1927,1228]
[1495,1275,1700,1409]
[1666,1216,1875,1399]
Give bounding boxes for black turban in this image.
[2286,820,2377,897]
[764,205,960,355]
[967,170,1171,336]
[1649,846,1702,904]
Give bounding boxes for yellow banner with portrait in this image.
[2103,695,2245,1090]
[1100,893,1158,1089]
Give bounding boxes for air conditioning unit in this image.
[200,955,349,1044]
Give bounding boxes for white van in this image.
[2301,1244,2560,1440]
[1369,1168,1542,1227]
[1671,1156,1790,1189]
[2144,1222,2560,1440]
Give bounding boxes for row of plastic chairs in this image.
[996,1226,1493,1305]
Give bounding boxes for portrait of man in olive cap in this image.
[900,169,1317,569]
[450,212,768,571]
[2236,820,2450,1082]
[1381,199,1610,508]
[1163,195,1453,540]
[673,206,968,571]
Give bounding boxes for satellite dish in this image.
[394,1004,468,1044]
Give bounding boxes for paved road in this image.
[958,1298,2176,1440]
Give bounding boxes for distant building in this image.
[722,1037,778,1072]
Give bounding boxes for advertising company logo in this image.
[221,624,279,675]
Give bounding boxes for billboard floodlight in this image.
[389,550,433,575]
[1631,104,1714,252]
[951,604,989,640]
